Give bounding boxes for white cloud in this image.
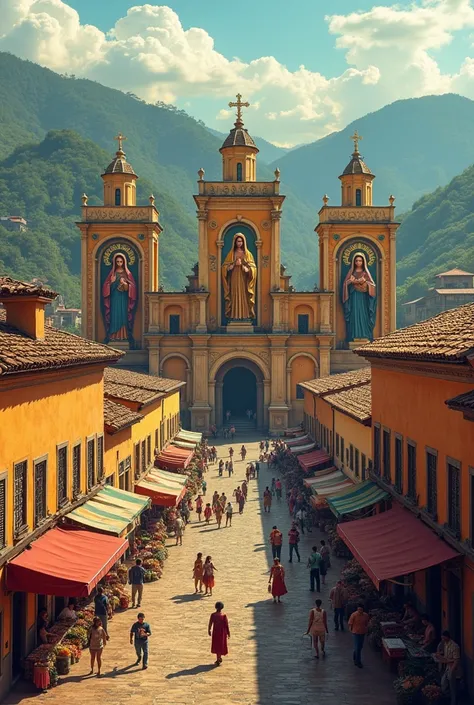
[2,1,474,145]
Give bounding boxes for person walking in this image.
[208,602,230,666]
[203,556,217,596]
[295,506,306,535]
[130,612,152,670]
[268,558,287,603]
[180,501,190,525]
[238,491,245,515]
[225,501,233,527]
[269,525,283,560]
[204,503,213,524]
[229,446,234,459]
[306,599,329,659]
[196,495,203,522]
[348,603,369,668]
[271,478,276,496]
[219,492,227,509]
[241,479,248,500]
[228,460,234,477]
[240,445,247,461]
[88,616,108,676]
[320,539,331,570]
[255,460,260,478]
[437,630,462,705]
[307,546,322,592]
[230,425,235,440]
[265,439,270,452]
[330,580,348,631]
[202,479,207,496]
[94,585,111,635]
[288,523,301,563]
[215,502,223,528]
[193,552,204,593]
[212,490,220,513]
[218,460,224,477]
[275,478,282,501]
[129,558,146,608]
[263,486,272,513]
[175,515,185,546]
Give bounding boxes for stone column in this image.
[197,209,208,290]
[270,210,282,291]
[256,382,264,430]
[216,240,224,326]
[215,382,223,427]
[148,338,162,376]
[263,380,271,429]
[321,227,330,291]
[80,227,89,338]
[268,335,290,434]
[319,344,331,377]
[208,381,216,424]
[272,295,282,332]
[320,294,332,333]
[189,335,211,431]
[256,239,263,326]
[286,365,292,407]
[195,293,208,333]
[389,226,397,333]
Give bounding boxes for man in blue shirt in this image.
[130,612,152,669]
[94,586,110,635]
[129,558,146,608]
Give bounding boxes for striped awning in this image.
[288,442,316,455]
[286,434,309,446]
[176,429,202,443]
[298,449,331,472]
[135,477,186,507]
[67,486,150,536]
[327,481,389,517]
[148,467,187,486]
[303,467,340,489]
[172,440,197,450]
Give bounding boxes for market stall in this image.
[288,441,316,455]
[298,449,331,472]
[156,444,194,470]
[66,486,150,536]
[286,434,310,446]
[176,429,202,444]
[327,480,389,518]
[134,476,187,507]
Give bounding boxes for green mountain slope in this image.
[0,52,318,293]
[0,130,199,303]
[271,94,474,213]
[396,164,474,304]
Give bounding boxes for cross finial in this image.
[228,93,250,126]
[350,130,362,154]
[114,132,127,152]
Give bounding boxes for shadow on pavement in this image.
[166,664,216,678]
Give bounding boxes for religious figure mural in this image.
[221,231,257,321]
[100,241,139,346]
[341,243,377,342]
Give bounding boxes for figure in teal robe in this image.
[102,253,137,344]
[342,252,376,342]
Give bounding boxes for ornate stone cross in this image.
[350,130,362,153]
[114,132,127,152]
[229,94,250,124]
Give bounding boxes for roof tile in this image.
[103,398,143,433]
[324,383,372,423]
[299,367,371,396]
[356,302,474,362]
[104,367,184,406]
[0,276,57,299]
[445,389,474,412]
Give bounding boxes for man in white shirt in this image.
[58,601,77,621]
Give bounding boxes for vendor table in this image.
[382,638,407,671]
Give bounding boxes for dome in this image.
[221,126,258,150]
[103,149,136,176]
[341,153,372,176]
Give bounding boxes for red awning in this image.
[134,477,186,507]
[298,449,331,472]
[337,506,459,589]
[156,445,193,470]
[6,527,127,597]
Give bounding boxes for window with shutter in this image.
[407,442,417,500]
[34,459,47,527]
[147,436,151,466]
[0,476,6,549]
[447,460,461,537]
[373,425,381,475]
[72,443,81,498]
[87,438,95,490]
[426,450,438,517]
[395,436,403,493]
[97,435,104,480]
[14,461,27,536]
[141,441,146,474]
[383,430,391,482]
[57,445,68,509]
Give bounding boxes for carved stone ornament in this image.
[323,207,391,223]
[261,220,271,230]
[204,183,274,197]
[209,351,220,368]
[209,255,217,272]
[208,220,218,230]
[257,350,270,366]
[262,255,270,268]
[83,207,153,221]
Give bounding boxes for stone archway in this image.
[214,357,266,429]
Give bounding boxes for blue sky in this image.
[2,1,474,145]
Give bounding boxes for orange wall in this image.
[104,427,131,485]
[333,409,371,481]
[371,366,474,535]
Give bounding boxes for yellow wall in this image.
[104,427,131,486]
[0,368,104,548]
[333,409,371,481]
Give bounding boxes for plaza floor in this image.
[7,433,396,705]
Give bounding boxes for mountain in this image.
[396,164,474,304]
[0,52,319,297]
[271,94,474,213]
[0,130,200,303]
[206,127,290,164]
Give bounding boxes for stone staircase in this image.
[221,417,257,434]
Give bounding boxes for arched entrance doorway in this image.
[214,358,265,428]
[222,367,256,421]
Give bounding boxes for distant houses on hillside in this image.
[0,216,27,232]
[401,268,474,327]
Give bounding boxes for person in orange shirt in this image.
[348,603,369,668]
[269,525,283,560]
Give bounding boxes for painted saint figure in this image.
[342,252,376,341]
[221,233,257,320]
[102,252,137,344]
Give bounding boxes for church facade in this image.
[79,98,399,434]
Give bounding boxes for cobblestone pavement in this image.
[7,434,396,705]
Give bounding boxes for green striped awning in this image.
[67,486,149,536]
[327,481,389,518]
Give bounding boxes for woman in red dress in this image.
[268,558,288,603]
[202,556,217,596]
[208,601,230,666]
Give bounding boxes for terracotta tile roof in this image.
[445,389,474,412]
[299,367,371,396]
[0,310,122,376]
[0,276,57,299]
[325,383,372,423]
[103,398,143,433]
[434,289,474,295]
[221,127,257,150]
[356,302,474,362]
[104,367,184,406]
[436,268,474,277]
[341,153,372,176]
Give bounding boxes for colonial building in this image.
[0,276,183,698]
[401,267,474,327]
[80,100,399,433]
